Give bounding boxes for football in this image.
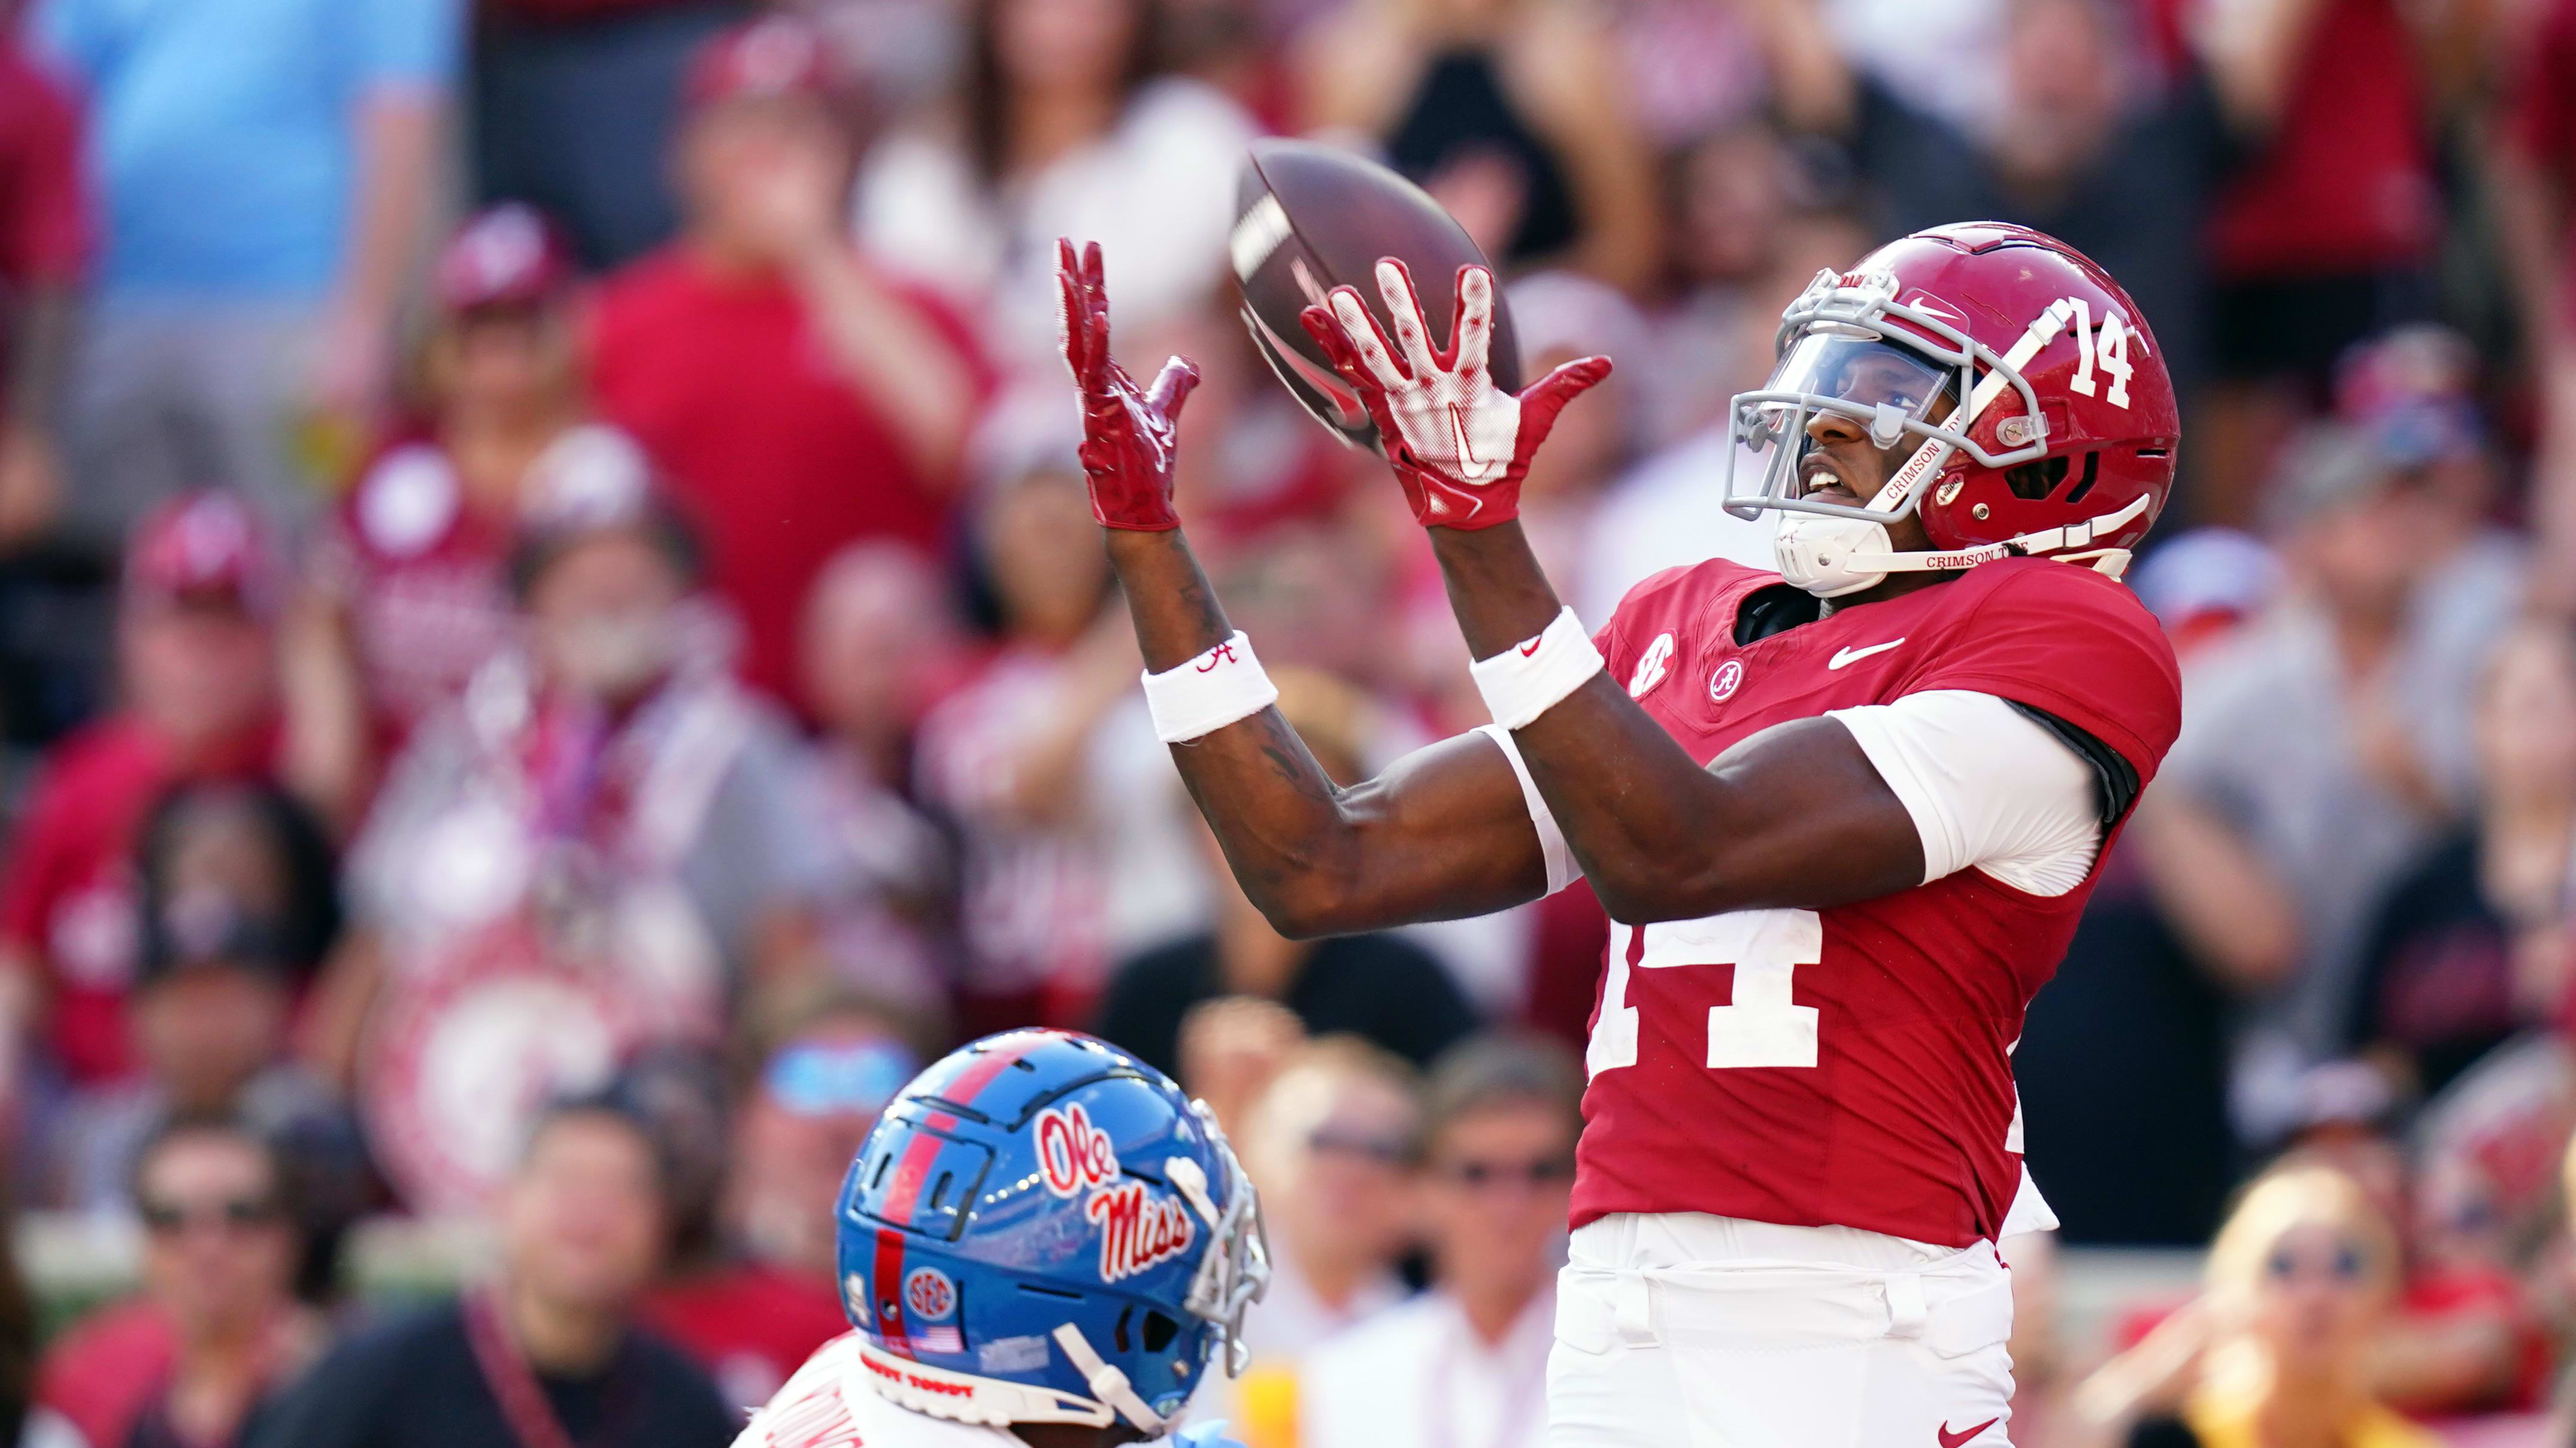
[1230,138,1523,450]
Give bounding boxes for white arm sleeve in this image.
[1826,690,2103,897]
[1475,723,1580,896]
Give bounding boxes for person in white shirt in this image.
[1301,1036,1582,1448]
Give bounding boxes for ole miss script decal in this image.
[1032,1103,1197,1283]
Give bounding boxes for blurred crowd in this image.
[2,0,2576,1443]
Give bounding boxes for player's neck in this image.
[1013,1423,1139,1448]
[1816,567,1958,619]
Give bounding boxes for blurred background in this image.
[1,0,2574,1443]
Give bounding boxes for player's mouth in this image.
[1799,454,1865,505]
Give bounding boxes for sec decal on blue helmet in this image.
[834,1030,1269,1434]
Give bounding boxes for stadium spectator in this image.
[43,782,354,1221]
[1749,0,2223,411]
[0,22,84,545]
[471,0,750,270]
[639,989,919,1407]
[2347,624,2576,1101]
[29,0,455,543]
[591,15,983,710]
[37,1118,322,1448]
[1293,0,1658,292]
[2166,0,2447,529]
[795,542,962,1020]
[2019,530,2285,1247]
[2134,424,2487,1147]
[913,421,1145,1031]
[1300,1034,1578,1448]
[851,0,1257,368]
[0,493,291,1100]
[1095,668,1480,1075]
[283,205,623,830]
[248,1095,736,1448]
[324,463,842,1212]
[2074,1165,2440,1448]
[1219,1037,1422,1436]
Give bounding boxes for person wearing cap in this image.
[284,204,649,830]
[43,779,356,1225]
[590,14,986,712]
[2133,422,2502,1152]
[0,491,295,1106]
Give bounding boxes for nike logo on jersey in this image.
[1828,638,1905,669]
[1938,1418,1999,1448]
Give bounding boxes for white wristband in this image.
[1469,606,1604,731]
[1142,632,1279,743]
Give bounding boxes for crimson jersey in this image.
[1572,556,2181,1247]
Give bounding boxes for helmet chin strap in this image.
[1774,488,2153,598]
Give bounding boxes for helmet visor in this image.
[1758,333,1950,430]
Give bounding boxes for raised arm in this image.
[1302,259,1926,922]
[1058,241,1548,937]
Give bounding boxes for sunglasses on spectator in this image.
[140,1196,281,1236]
[1307,1126,1414,1166]
[1436,1155,1575,1190]
[765,1040,918,1118]
[2263,1240,2370,1285]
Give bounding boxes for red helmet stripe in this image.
[872,1226,913,1358]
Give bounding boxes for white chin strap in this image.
[1773,488,2153,598]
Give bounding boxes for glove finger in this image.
[1451,265,1495,386]
[1056,238,1091,381]
[1517,354,1615,442]
[1145,355,1201,422]
[1374,258,1441,381]
[1299,303,1368,383]
[1326,286,1411,390]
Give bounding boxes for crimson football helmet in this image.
[1725,222,2180,597]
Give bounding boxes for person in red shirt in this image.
[589,16,984,712]
[0,491,287,1096]
[0,19,86,544]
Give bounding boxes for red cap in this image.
[434,204,577,314]
[125,490,274,615]
[684,16,840,110]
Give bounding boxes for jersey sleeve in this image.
[1905,561,2183,787]
[1828,690,2101,897]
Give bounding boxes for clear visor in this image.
[1753,333,1949,434]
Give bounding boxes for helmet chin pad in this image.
[1774,512,1894,598]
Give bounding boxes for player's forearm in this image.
[1104,527,1539,935]
[1427,525,1914,920]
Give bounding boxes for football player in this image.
[1056,221,2183,1446]
[731,1029,1268,1448]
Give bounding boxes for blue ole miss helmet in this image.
[835,1030,1269,1433]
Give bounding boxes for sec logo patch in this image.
[905,1266,957,1320]
[1628,633,1675,699]
[1709,659,1744,702]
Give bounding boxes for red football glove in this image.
[1299,259,1611,531]
[1057,238,1198,532]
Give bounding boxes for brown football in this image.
[1230,138,1522,450]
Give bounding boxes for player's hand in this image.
[1301,259,1610,530]
[1057,238,1198,532]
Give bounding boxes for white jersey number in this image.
[1586,909,1823,1076]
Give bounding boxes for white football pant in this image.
[1547,1213,2016,1448]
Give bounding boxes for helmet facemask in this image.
[1729,268,2054,527]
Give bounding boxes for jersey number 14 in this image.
[1586,909,1823,1075]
